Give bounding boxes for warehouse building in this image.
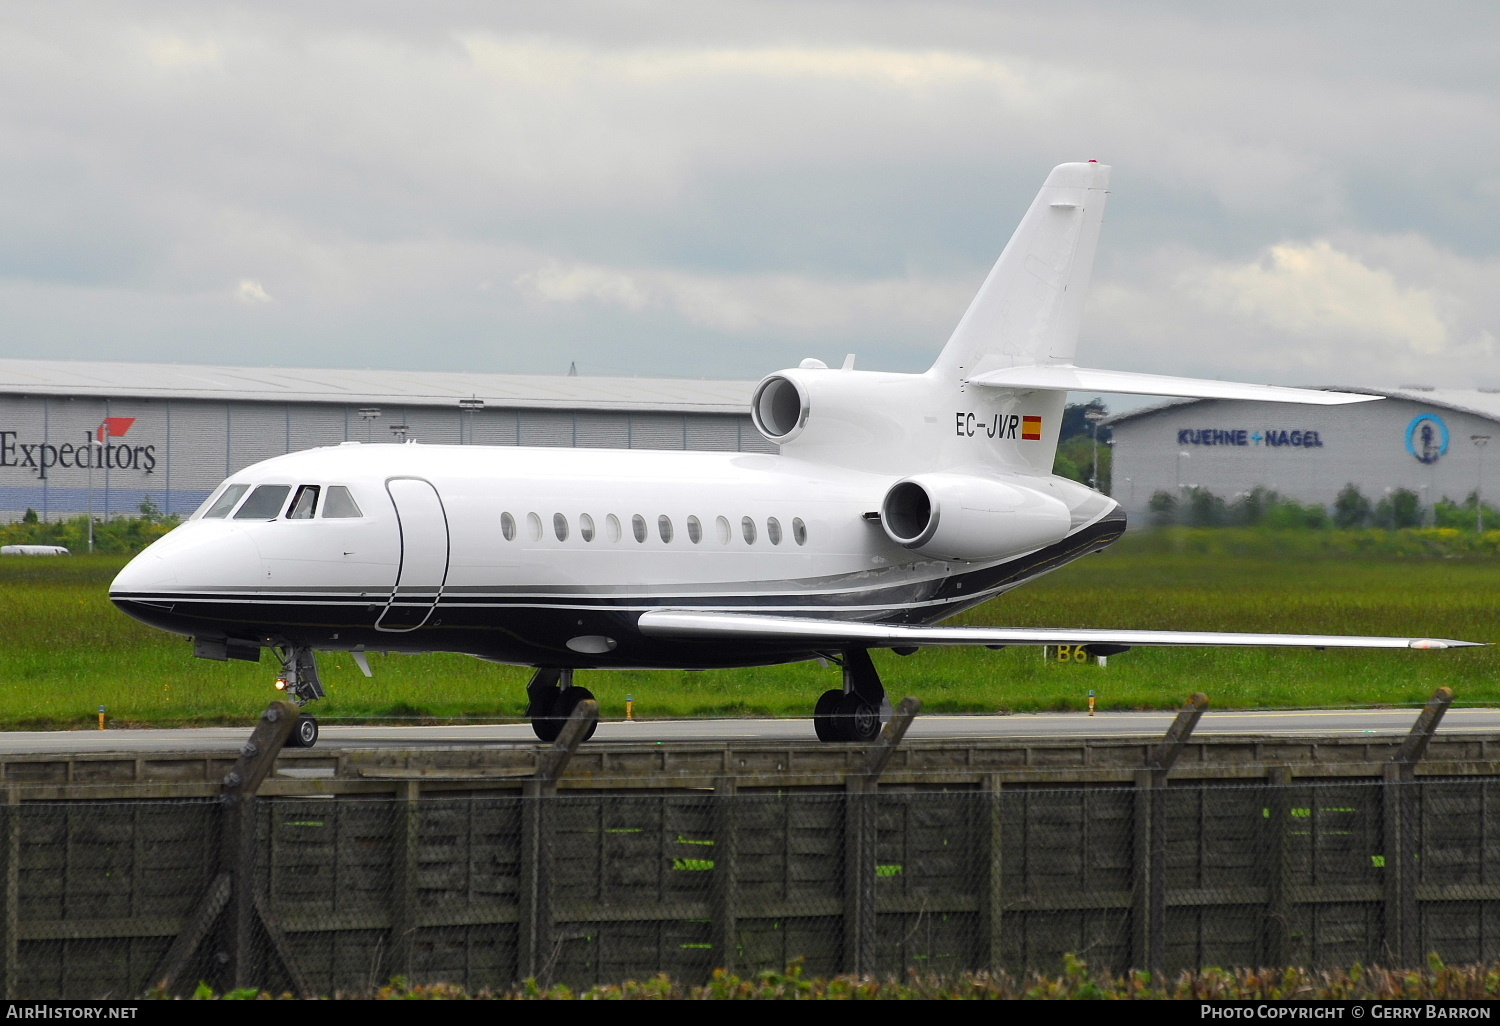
[0,359,770,521]
[1106,387,1500,519]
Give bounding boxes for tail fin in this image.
[931,162,1109,381]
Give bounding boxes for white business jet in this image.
[110,162,1479,748]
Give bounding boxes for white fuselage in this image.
[110,440,1123,669]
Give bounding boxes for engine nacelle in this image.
[880,473,1071,562]
[750,373,810,442]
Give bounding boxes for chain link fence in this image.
[3,778,1499,997]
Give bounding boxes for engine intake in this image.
[750,375,809,441]
[879,473,1071,562]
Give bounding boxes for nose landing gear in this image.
[526,668,599,743]
[812,648,888,743]
[273,644,325,748]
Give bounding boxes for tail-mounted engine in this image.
[880,472,1071,562]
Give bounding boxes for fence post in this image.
[1,789,17,1000]
[144,701,298,996]
[1382,762,1406,964]
[981,774,1004,976]
[1384,687,1451,966]
[1133,693,1208,975]
[710,775,738,973]
[1265,766,1291,966]
[519,699,597,984]
[842,697,920,977]
[391,780,420,980]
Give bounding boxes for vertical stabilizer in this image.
[931,162,1109,381]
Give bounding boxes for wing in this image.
[637,610,1481,651]
[962,365,1381,405]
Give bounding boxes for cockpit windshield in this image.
[233,485,291,520]
[201,484,250,519]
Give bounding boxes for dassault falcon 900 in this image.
[110,162,1480,748]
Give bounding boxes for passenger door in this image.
[376,478,450,632]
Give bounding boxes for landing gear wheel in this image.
[813,689,844,742]
[835,693,882,743]
[286,714,319,749]
[526,668,565,742]
[552,686,599,742]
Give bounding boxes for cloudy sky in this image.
[1,1,1496,392]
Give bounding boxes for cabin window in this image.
[767,517,783,545]
[686,516,702,544]
[580,513,595,542]
[322,486,363,519]
[741,516,757,544]
[658,515,673,543]
[202,484,250,519]
[792,517,807,545]
[605,514,622,542]
[527,512,542,541]
[715,516,731,544]
[287,485,319,520]
[234,485,291,520]
[553,513,569,541]
[500,512,516,541]
[632,514,647,543]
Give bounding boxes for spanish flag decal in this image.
[1021,415,1043,440]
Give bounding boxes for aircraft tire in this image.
[552,686,600,742]
[835,693,882,743]
[813,689,844,743]
[287,714,318,749]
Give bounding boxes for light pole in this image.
[86,428,104,554]
[1085,408,1105,491]
[1474,435,1491,533]
[357,407,381,442]
[390,423,410,443]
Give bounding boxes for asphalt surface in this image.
[1,707,1497,755]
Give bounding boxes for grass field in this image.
[0,530,1495,728]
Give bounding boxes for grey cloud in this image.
[0,1,1493,383]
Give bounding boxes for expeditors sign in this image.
[1176,428,1325,449]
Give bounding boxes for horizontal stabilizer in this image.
[637,610,1480,651]
[964,366,1381,406]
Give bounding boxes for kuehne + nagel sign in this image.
[1176,427,1325,449]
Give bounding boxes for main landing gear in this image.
[813,649,889,744]
[273,644,324,749]
[526,668,599,743]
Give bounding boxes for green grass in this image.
[1,530,1495,728]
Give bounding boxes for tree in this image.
[1333,484,1371,529]
[1147,490,1179,527]
[1374,488,1423,529]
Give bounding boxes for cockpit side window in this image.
[233,485,291,520]
[321,486,363,519]
[287,485,320,520]
[201,484,250,519]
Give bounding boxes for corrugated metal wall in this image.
[1111,397,1500,517]
[0,395,773,520]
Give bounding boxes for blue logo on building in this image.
[1405,414,1448,464]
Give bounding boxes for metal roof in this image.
[1103,387,1500,426]
[0,358,756,414]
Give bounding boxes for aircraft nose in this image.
[110,551,177,593]
[109,524,262,598]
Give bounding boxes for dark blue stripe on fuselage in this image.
[112,511,1125,668]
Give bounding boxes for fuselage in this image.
[110,441,1125,669]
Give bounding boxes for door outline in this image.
[376,476,450,632]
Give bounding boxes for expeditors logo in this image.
[0,419,157,479]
